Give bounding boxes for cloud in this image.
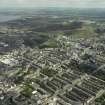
[0,0,105,8]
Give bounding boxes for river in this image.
[0,14,21,22]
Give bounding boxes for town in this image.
[0,9,105,105]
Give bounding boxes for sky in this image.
[0,0,105,8]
